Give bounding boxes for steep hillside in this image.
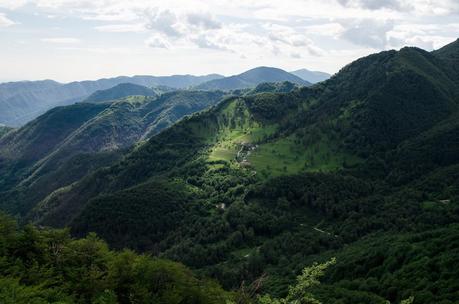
[0,103,110,164]
[0,90,225,216]
[84,83,157,103]
[34,42,459,228]
[290,68,331,83]
[0,80,61,101]
[432,38,459,86]
[244,81,301,95]
[2,40,459,303]
[0,74,223,127]
[195,67,310,90]
[0,125,12,138]
[21,41,459,303]
[0,102,116,213]
[0,80,68,127]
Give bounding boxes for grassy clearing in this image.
[249,135,361,177]
[208,128,245,162]
[208,124,361,177]
[205,98,361,177]
[123,95,149,105]
[208,125,277,162]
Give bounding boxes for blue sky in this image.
[0,0,458,82]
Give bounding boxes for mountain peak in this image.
[290,68,331,83]
[196,66,309,90]
[243,66,284,72]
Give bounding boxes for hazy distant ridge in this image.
[0,74,223,127]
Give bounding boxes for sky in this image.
[0,0,458,83]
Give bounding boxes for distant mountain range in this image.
[290,68,331,83]
[84,83,159,103]
[0,74,223,127]
[195,66,310,90]
[0,67,328,127]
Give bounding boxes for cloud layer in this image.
[0,0,457,81]
[0,12,15,27]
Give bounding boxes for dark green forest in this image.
[0,212,232,303]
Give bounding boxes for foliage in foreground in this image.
[257,258,336,304]
[0,212,420,304]
[235,258,413,304]
[0,213,231,304]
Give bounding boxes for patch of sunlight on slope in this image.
[208,125,277,162]
[249,135,361,177]
[205,97,362,177]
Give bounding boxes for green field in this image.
[208,126,277,162]
[248,134,360,177]
[205,98,361,177]
[208,127,361,177]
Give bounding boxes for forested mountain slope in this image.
[0,125,12,138]
[0,90,225,217]
[432,38,459,84]
[244,81,302,95]
[1,40,459,303]
[38,43,458,222]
